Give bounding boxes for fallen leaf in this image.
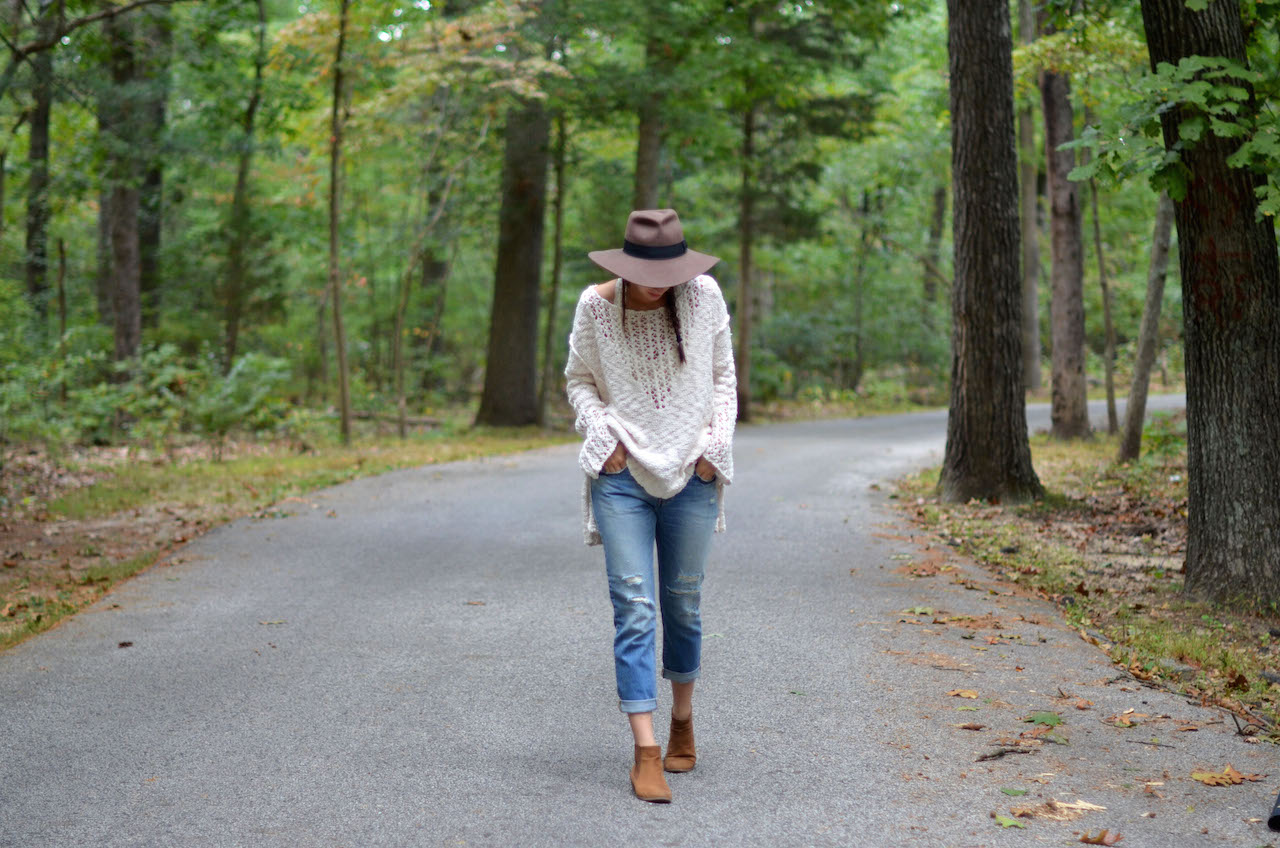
[903,606,935,615]
[1024,711,1063,726]
[957,705,980,711]
[956,723,986,731]
[465,600,486,606]
[118,641,133,648]
[1080,830,1123,845]
[948,689,980,699]
[1190,765,1264,785]
[993,815,1025,829]
[1075,699,1094,710]
[1001,787,1028,796]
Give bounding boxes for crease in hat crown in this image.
[588,209,720,288]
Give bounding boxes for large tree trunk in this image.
[632,40,663,211]
[1040,59,1090,438]
[328,0,353,443]
[24,0,57,317]
[474,98,550,427]
[538,113,568,426]
[735,103,756,423]
[1139,0,1280,606]
[137,5,170,329]
[104,13,141,362]
[1017,0,1040,391]
[95,191,114,326]
[222,0,266,368]
[938,0,1043,504]
[1117,191,1174,463]
[109,186,142,361]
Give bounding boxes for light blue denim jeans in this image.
[590,467,719,714]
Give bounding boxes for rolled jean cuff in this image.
[618,697,659,714]
[662,666,701,684]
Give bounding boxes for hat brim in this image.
[587,247,720,288]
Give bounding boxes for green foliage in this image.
[1069,54,1280,216]
[189,352,291,455]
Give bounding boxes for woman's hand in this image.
[602,442,628,474]
[695,456,717,482]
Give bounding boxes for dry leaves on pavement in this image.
[1189,764,1265,786]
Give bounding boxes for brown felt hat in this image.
[588,209,720,288]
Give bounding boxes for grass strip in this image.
[2,427,575,651]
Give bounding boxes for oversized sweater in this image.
[565,274,737,546]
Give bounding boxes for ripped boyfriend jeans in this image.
[590,467,719,714]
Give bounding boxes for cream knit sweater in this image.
[565,274,737,546]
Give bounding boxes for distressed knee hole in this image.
[623,575,643,586]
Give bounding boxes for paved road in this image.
[3,396,1275,847]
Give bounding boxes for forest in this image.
[1,0,1278,600]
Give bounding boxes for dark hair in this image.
[620,279,686,364]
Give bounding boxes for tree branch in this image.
[1,0,189,99]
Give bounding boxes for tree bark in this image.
[1018,0,1040,391]
[104,12,142,363]
[328,0,353,444]
[735,102,756,422]
[1089,175,1118,433]
[96,191,114,326]
[1040,56,1090,438]
[1140,0,1280,605]
[1117,191,1174,463]
[137,5,170,328]
[109,185,142,361]
[538,112,568,425]
[474,98,550,426]
[938,0,1043,504]
[633,40,663,211]
[222,0,267,369]
[24,0,58,317]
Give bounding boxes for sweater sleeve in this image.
[701,284,737,484]
[564,294,619,478]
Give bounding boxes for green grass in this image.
[51,427,575,521]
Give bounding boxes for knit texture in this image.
[565,275,737,546]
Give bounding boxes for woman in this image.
[565,208,737,803]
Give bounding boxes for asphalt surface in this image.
[3,395,1276,847]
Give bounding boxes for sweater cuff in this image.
[580,423,619,478]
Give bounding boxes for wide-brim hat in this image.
[588,209,720,288]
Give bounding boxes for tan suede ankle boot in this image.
[630,744,672,802]
[664,716,696,773]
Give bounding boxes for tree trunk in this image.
[1117,191,1174,463]
[1018,0,1040,392]
[328,0,353,444]
[921,184,945,328]
[24,0,57,317]
[109,185,142,361]
[1089,175,1118,433]
[137,5,170,329]
[1040,60,1090,438]
[735,103,756,423]
[223,0,266,368]
[938,0,1043,504]
[538,113,568,425]
[104,13,141,363]
[474,98,550,427]
[1140,0,1280,606]
[96,191,113,326]
[633,41,663,211]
